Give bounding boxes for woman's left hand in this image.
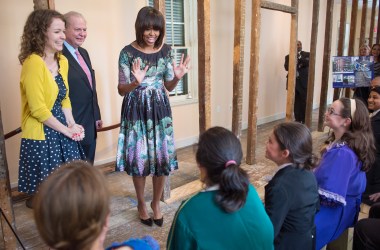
[173,54,191,80]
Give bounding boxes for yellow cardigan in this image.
[20,54,71,140]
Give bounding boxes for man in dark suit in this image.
[284,40,310,123]
[63,11,102,164]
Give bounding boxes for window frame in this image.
[147,0,198,106]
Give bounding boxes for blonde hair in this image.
[34,161,110,250]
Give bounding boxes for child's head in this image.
[34,161,110,250]
[196,126,249,213]
[266,122,317,169]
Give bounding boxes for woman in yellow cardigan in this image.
[18,9,85,208]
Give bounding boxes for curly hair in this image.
[34,161,110,250]
[18,9,65,64]
[326,98,376,171]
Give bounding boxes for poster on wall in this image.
[332,56,373,88]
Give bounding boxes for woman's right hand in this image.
[369,192,380,202]
[131,59,149,85]
[67,124,85,141]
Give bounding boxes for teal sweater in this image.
[167,184,274,250]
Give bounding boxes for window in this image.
[148,0,197,104]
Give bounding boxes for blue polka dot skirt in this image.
[18,73,85,194]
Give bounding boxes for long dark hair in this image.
[327,98,375,171]
[273,122,318,170]
[135,6,165,49]
[19,9,65,64]
[196,127,249,213]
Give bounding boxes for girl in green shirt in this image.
[167,127,274,250]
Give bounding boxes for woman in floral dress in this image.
[116,6,190,226]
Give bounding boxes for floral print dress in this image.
[116,43,178,176]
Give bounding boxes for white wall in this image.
[0,0,335,186]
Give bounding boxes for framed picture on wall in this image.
[332,56,374,88]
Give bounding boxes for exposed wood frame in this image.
[344,0,359,98]
[369,0,377,46]
[0,107,17,250]
[377,0,380,43]
[260,0,296,14]
[348,0,359,57]
[359,0,368,46]
[153,0,165,16]
[246,0,262,164]
[197,0,211,134]
[285,0,299,123]
[232,0,245,137]
[334,0,348,100]
[318,0,335,131]
[305,0,320,128]
[33,0,54,10]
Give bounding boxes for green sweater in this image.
[167,184,274,250]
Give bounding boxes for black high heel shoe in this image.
[140,217,153,226]
[151,202,164,227]
[138,205,153,226]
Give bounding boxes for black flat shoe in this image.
[153,217,164,227]
[140,217,153,226]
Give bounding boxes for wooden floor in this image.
[0,111,367,249]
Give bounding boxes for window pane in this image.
[170,48,188,96]
[148,0,188,97]
[172,0,184,22]
[172,24,185,46]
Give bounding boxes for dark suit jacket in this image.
[265,164,319,250]
[284,51,310,95]
[62,45,101,145]
[366,111,380,196]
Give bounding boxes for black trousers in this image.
[353,202,380,250]
[81,141,96,165]
[294,89,306,123]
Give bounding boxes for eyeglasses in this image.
[326,107,342,116]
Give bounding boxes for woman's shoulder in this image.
[327,142,356,156]
[23,53,44,65]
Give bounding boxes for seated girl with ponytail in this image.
[265,122,319,250]
[167,127,274,250]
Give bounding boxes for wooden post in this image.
[232,0,245,137]
[246,0,262,164]
[197,0,211,133]
[0,106,17,249]
[369,0,377,46]
[285,0,298,122]
[153,0,171,201]
[153,0,165,16]
[344,0,358,98]
[377,1,380,43]
[305,0,320,128]
[318,0,334,131]
[348,0,359,56]
[33,0,54,9]
[334,0,347,101]
[359,0,368,46]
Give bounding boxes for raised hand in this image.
[131,59,149,84]
[173,54,191,80]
